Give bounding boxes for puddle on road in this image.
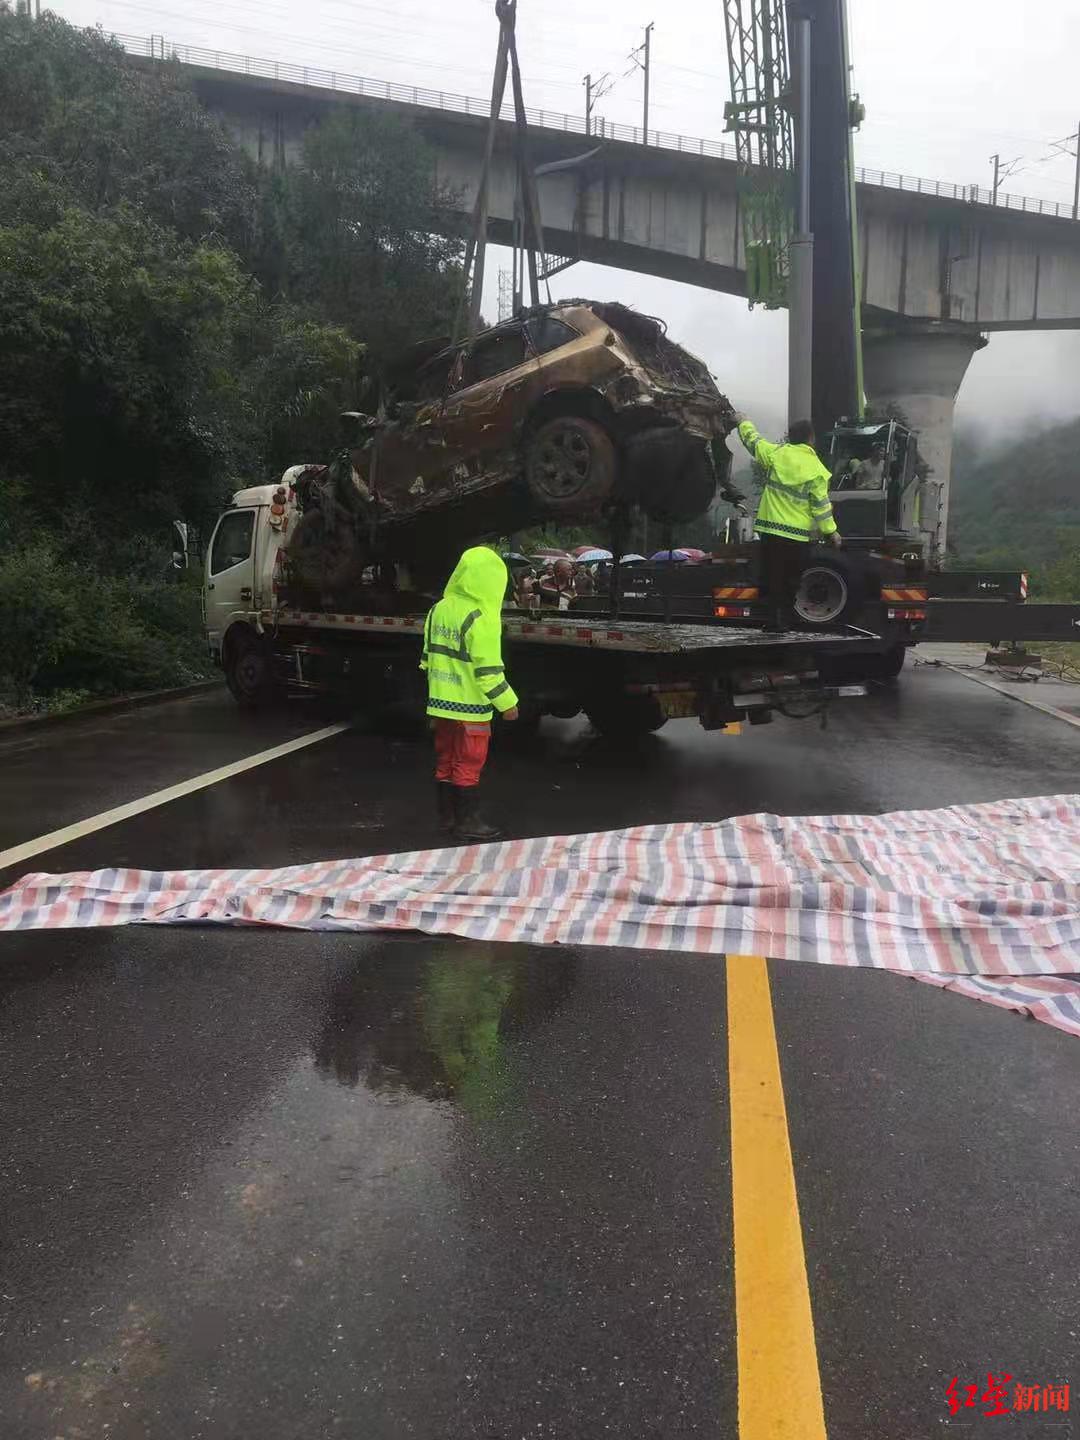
[311,939,579,1115]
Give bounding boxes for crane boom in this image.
[722,0,865,431]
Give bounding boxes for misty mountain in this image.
[949,416,1080,569]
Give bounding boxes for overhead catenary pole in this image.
[787,11,813,426]
[1073,123,1079,221]
[991,152,1001,204]
[584,73,592,135]
[642,22,654,144]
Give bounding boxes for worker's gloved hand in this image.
[828,531,843,548]
[502,707,520,722]
[731,411,747,425]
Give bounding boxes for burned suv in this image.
[360,300,735,525]
[285,301,736,600]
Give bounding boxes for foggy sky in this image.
[53,0,1080,438]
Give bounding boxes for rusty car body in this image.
[284,301,736,601]
[357,300,736,526]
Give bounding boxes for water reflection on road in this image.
[312,939,579,1117]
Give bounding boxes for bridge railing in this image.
[119,32,1079,223]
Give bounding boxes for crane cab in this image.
[823,420,926,560]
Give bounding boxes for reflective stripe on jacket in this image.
[737,420,837,542]
[420,546,519,722]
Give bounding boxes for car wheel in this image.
[524,416,617,515]
[793,555,867,628]
[226,630,276,709]
[625,427,718,522]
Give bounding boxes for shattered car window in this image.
[413,352,458,404]
[464,327,529,385]
[526,316,579,356]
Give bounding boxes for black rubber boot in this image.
[452,786,503,842]
[436,782,456,832]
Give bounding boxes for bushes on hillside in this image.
[0,545,209,714]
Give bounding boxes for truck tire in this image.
[524,416,617,515]
[585,695,668,737]
[875,643,907,680]
[225,629,276,709]
[793,553,868,628]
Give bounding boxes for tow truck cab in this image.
[203,478,297,675]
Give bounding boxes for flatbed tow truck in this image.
[204,483,873,738]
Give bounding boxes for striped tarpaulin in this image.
[2,795,1079,1034]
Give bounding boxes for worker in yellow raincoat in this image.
[735,415,842,632]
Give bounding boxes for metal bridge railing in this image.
[119,33,1079,223]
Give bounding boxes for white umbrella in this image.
[619,553,647,564]
[576,547,613,563]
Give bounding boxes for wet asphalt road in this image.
[2,667,1079,1439]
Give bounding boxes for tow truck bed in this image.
[267,607,866,654]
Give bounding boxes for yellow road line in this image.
[727,954,827,1440]
[0,722,351,873]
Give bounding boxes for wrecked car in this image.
[359,300,735,524]
[285,301,736,600]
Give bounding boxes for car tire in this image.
[623,427,718,522]
[226,629,276,709]
[793,553,868,628]
[585,695,668,737]
[524,416,617,515]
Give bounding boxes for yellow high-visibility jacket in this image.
[738,420,837,542]
[421,546,519,722]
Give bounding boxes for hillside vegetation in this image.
[0,9,464,712]
[949,419,1080,597]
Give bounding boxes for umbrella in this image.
[576,547,613,563]
[501,552,533,568]
[572,544,599,558]
[535,547,572,560]
[650,548,691,563]
[619,553,647,564]
[678,547,707,561]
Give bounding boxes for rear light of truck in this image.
[714,605,753,618]
[887,608,927,621]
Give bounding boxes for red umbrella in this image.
[572,544,598,558]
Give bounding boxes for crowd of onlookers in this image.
[504,545,710,611]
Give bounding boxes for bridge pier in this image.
[862,323,987,557]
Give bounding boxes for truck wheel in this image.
[585,695,668,737]
[226,630,276,709]
[876,644,907,680]
[524,416,616,515]
[794,555,867,628]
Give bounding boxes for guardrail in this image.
[119,32,1079,223]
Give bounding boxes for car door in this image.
[434,323,541,480]
[204,507,257,656]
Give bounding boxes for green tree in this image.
[0,9,255,246]
[258,108,466,365]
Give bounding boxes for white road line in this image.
[942,664,1080,733]
[0,722,351,873]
